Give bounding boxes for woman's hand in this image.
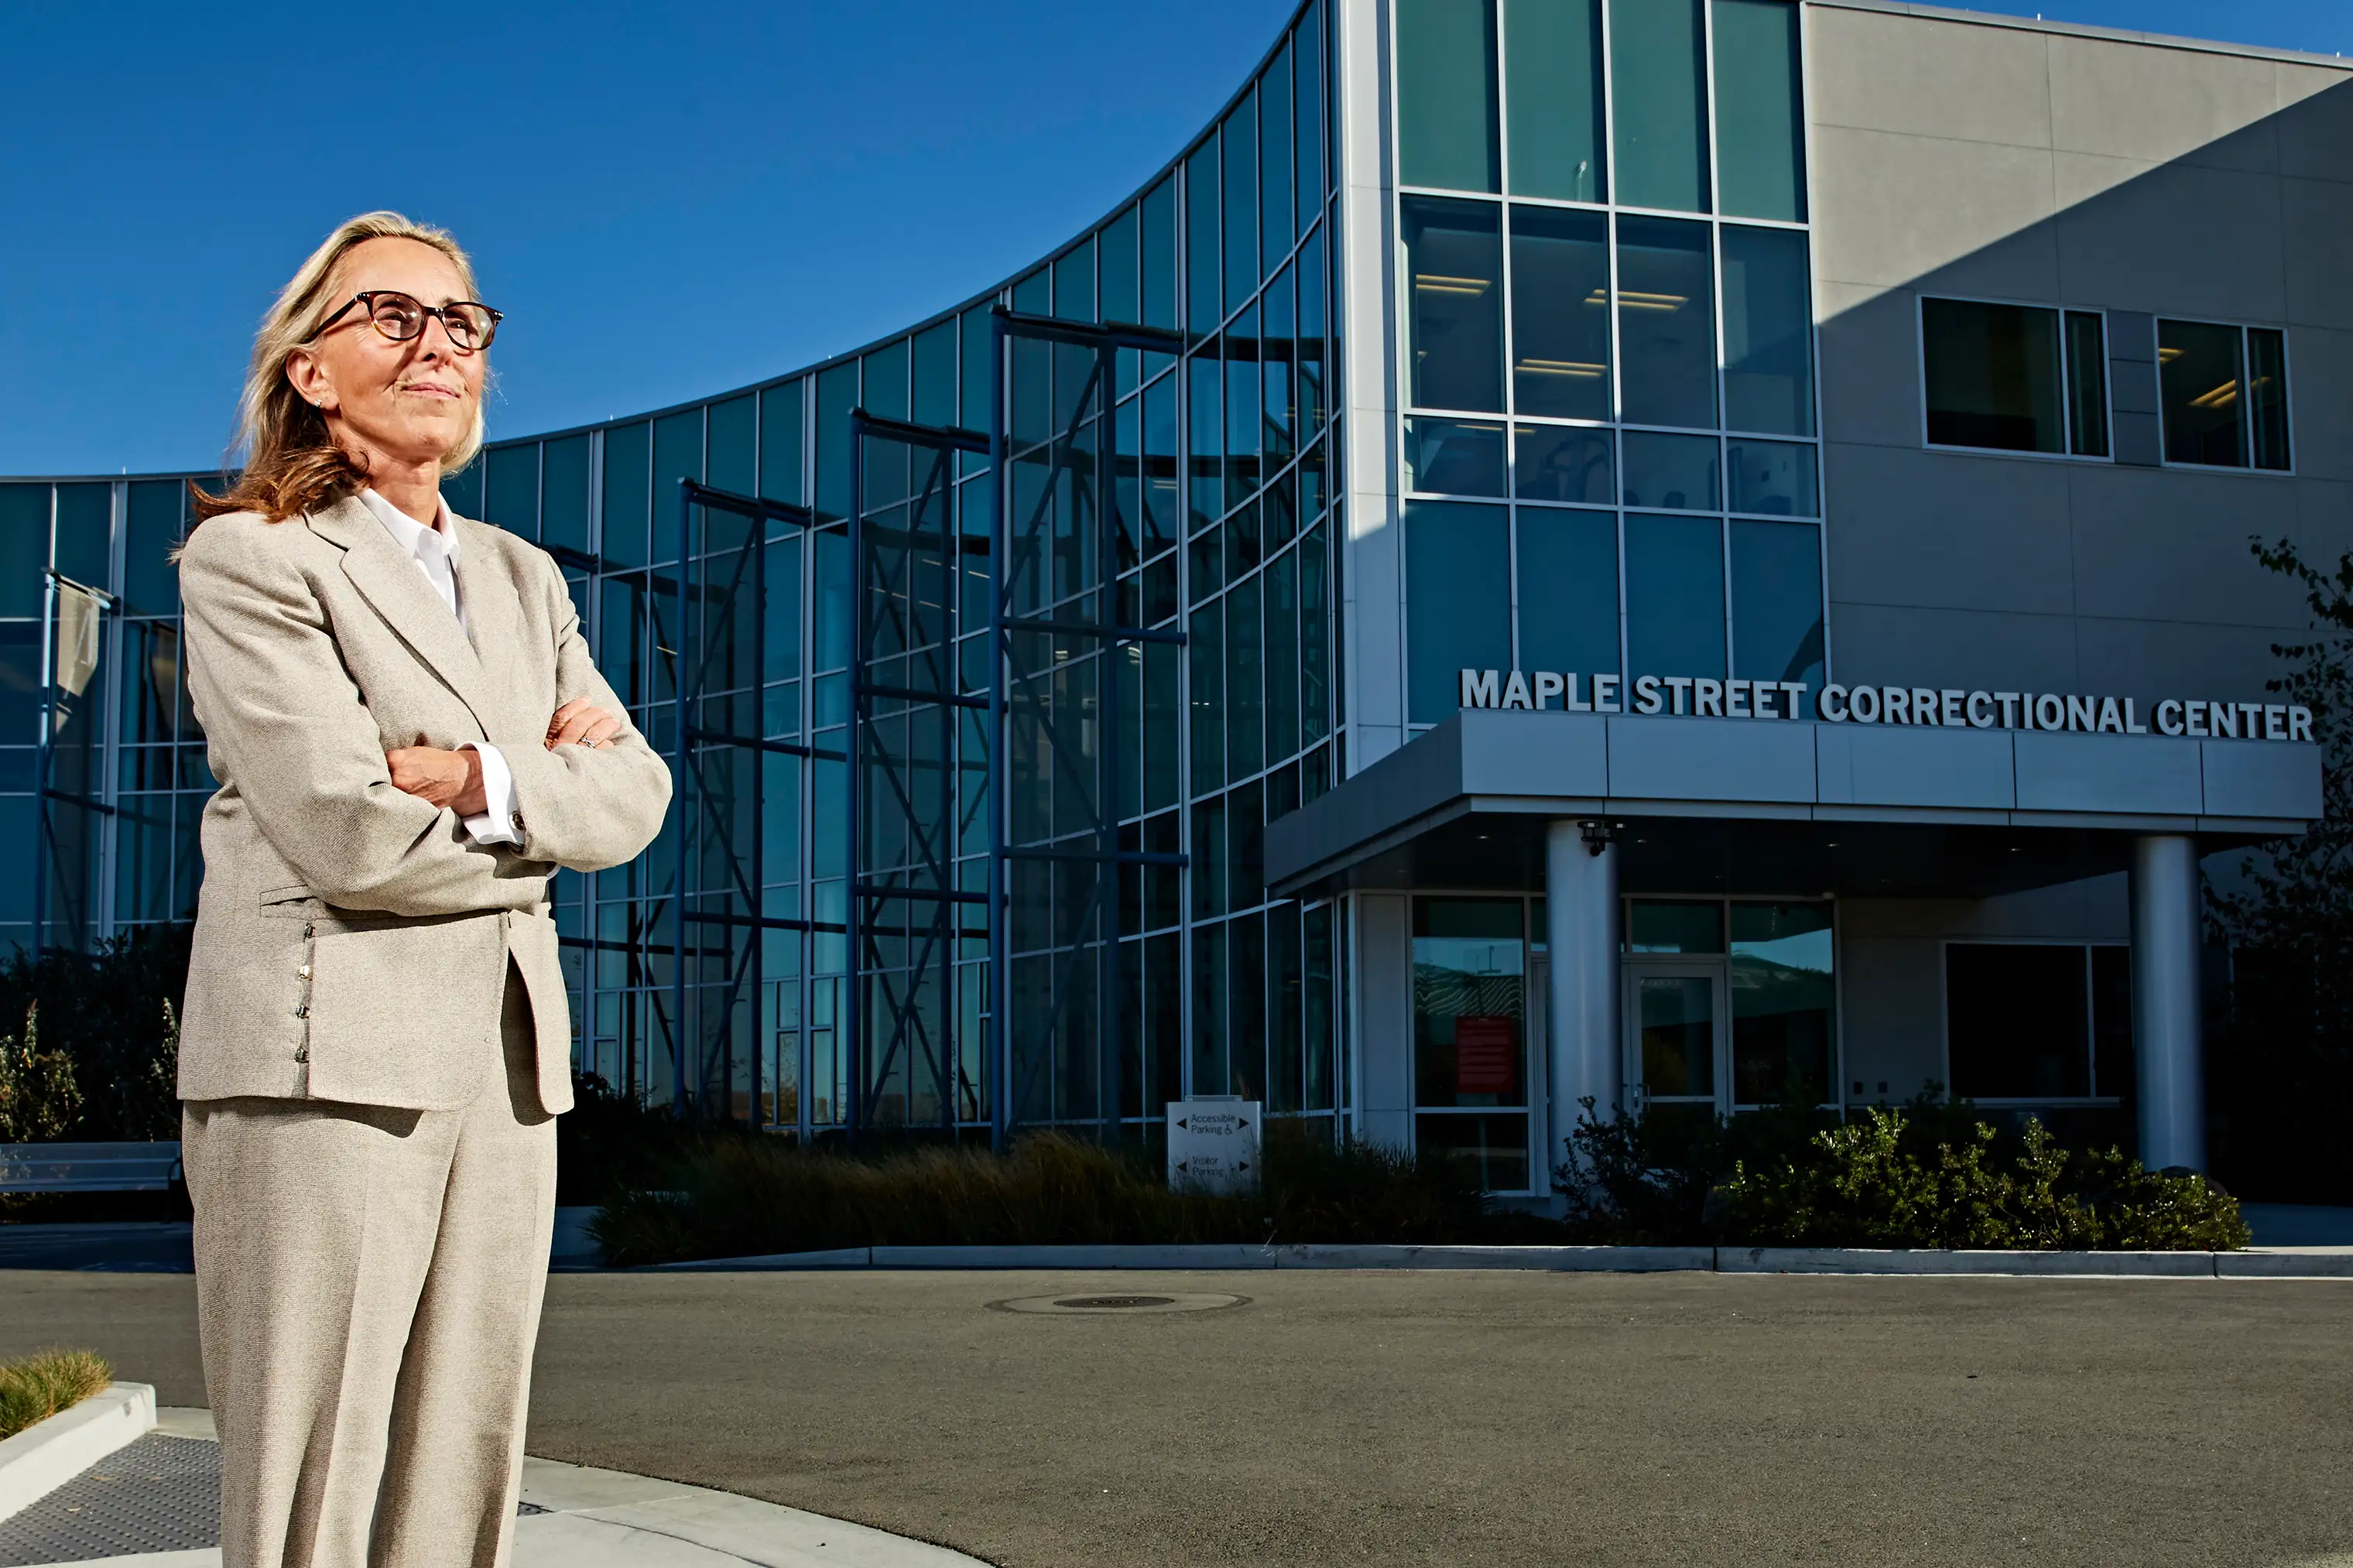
[546,698,619,750]
[385,740,487,816]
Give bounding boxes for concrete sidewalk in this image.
[0,1410,985,1568]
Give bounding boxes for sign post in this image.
[1166,1097,1262,1194]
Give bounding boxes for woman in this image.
[172,211,670,1567]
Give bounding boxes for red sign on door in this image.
[1455,1015,1517,1096]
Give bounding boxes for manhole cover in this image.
[990,1292,1249,1316]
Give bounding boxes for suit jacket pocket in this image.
[299,906,508,1110]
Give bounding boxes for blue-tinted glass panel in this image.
[543,433,591,553]
[1142,177,1179,331]
[1298,228,1327,433]
[862,338,909,421]
[1619,431,1719,510]
[814,363,858,522]
[653,409,704,557]
[1295,3,1325,231]
[1101,209,1140,333]
[1617,217,1717,429]
[1731,520,1824,706]
[912,321,957,433]
[1505,0,1605,201]
[1224,92,1259,307]
[1509,205,1610,419]
[1928,300,2064,455]
[1190,601,1224,793]
[0,622,42,743]
[1726,438,1817,516]
[53,484,107,591]
[1403,197,1504,413]
[485,443,537,536]
[1267,548,1299,762]
[1610,0,1710,212]
[1396,0,1500,193]
[1721,226,1814,435]
[1713,0,1806,221]
[1187,141,1221,330]
[1229,574,1263,779]
[1516,508,1620,679]
[1188,351,1222,533]
[1625,512,1724,680]
[1515,424,1614,505]
[1405,419,1507,496]
[959,311,994,436]
[1262,41,1294,278]
[1301,520,1330,742]
[440,457,484,520]
[1143,373,1179,551]
[0,488,48,619]
[124,481,181,616]
[1053,238,1096,324]
[602,423,649,567]
[1263,262,1295,465]
[708,395,756,498]
[1405,499,1511,722]
[1225,314,1260,508]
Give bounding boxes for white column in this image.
[1546,820,1621,1172]
[2129,834,2207,1172]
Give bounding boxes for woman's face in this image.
[286,236,485,473]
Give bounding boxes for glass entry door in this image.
[1625,962,1726,1116]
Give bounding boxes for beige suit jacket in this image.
[174,492,672,1115]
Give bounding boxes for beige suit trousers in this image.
[183,956,557,1568]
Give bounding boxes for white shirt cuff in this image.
[459,742,522,846]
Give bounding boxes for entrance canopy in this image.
[1266,710,2323,901]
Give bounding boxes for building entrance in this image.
[1625,960,1728,1118]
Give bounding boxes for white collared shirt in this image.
[358,488,521,848]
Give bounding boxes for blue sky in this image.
[2,0,2346,477]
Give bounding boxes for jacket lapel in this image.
[305,494,498,741]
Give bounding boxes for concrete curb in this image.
[0,1381,156,1524]
[635,1241,2353,1277]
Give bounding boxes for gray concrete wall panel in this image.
[1817,724,2016,810]
[2279,179,2353,330]
[1822,443,2078,615]
[1828,602,2082,697]
[2202,737,2326,820]
[2051,156,2287,321]
[1814,284,1924,450]
[1460,709,1608,799]
[2069,615,2294,713]
[2045,33,2284,173]
[2064,466,2303,626]
[1810,125,2060,296]
[1352,893,1414,1150]
[1604,717,1817,804]
[2013,730,2205,815]
[1806,8,2053,147]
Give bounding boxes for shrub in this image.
[1557,1096,2248,1251]
[590,1121,1533,1266]
[0,1349,111,1440]
[0,1004,80,1144]
[0,926,188,1143]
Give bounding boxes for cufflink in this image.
[511,809,526,834]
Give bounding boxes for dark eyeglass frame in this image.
[309,290,504,351]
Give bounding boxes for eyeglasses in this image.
[310,290,503,351]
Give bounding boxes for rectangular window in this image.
[544,433,592,553]
[1711,0,1806,222]
[485,443,539,536]
[1505,0,1605,203]
[1624,512,1725,680]
[1296,4,1326,230]
[1405,499,1512,721]
[1187,141,1222,330]
[1405,417,1508,496]
[1725,437,1817,516]
[1515,424,1614,505]
[1509,206,1611,420]
[1513,507,1619,679]
[2160,319,2292,471]
[1403,197,1505,413]
[1610,0,1710,214]
[601,422,651,566]
[1946,943,2129,1101]
[1396,0,1500,193]
[1262,42,1294,276]
[1413,897,1529,1191]
[1729,519,1823,707]
[1620,430,1719,510]
[1721,227,1814,436]
[1922,298,2108,457]
[1729,902,1832,1104]
[1617,216,1718,429]
[1142,176,1179,331]
[1224,91,1260,306]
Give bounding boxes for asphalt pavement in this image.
[2,1268,2348,1568]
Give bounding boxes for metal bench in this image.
[0,1142,183,1193]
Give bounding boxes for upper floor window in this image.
[1920,298,2108,458]
[2159,320,2290,471]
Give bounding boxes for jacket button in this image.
[297,964,311,979]
[294,1004,309,1019]
[510,810,526,833]
[295,1046,309,1063]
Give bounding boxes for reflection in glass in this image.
[1405,500,1512,723]
[1609,0,1709,212]
[1224,91,1259,307]
[1397,0,1501,193]
[1947,944,2091,1099]
[2249,327,2291,471]
[1505,0,1605,202]
[1725,438,1818,516]
[1296,2,1327,231]
[1404,197,1505,412]
[1514,508,1619,680]
[1730,903,1832,1104]
[1509,206,1610,419]
[1639,975,1714,1097]
[1721,226,1814,435]
[1619,431,1719,510]
[1187,141,1221,330]
[1923,299,2063,454]
[1262,40,1294,277]
[1711,0,1807,221]
[1625,512,1725,680]
[1516,424,1614,505]
[2159,319,2248,467]
[1617,217,1717,429]
[1405,418,1508,496]
[1413,898,1526,1108]
[1630,900,1723,953]
[2064,310,2108,458]
[1416,1111,1531,1193]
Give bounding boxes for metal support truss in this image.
[847,411,989,1140]
[670,478,817,1123]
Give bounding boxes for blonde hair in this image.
[188,211,487,529]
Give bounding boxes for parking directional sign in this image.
[1166,1097,1262,1194]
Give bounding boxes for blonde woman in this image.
[172,212,670,1566]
